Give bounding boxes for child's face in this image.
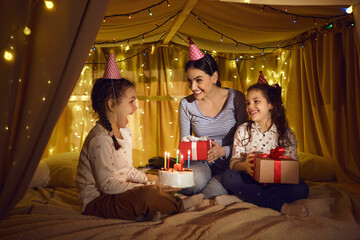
[113,87,137,129]
[186,67,217,100]
[246,89,273,126]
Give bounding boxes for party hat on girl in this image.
[188,37,204,61]
[257,71,268,84]
[103,50,121,79]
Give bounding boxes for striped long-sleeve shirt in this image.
[179,88,248,170]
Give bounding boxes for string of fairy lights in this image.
[93,1,354,62]
[3,0,54,62]
[103,0,171,20]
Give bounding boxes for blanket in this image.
[0,182,359,240]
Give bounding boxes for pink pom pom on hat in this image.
[188,37,205,61]
[257,71,268,84]
[103,51,121,79]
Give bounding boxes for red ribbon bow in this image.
[256,146,291,160]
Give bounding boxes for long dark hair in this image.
[185,54,221,87]
[91,78,135,150]
[243,83,291,148]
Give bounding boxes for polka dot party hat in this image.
[103,50,121,79]
[188,37,204,61]
[257,71,268,84]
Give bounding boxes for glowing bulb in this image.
[151,45,155,54]
[4,50,13,61]
[346,6,353,14]
[44,0,54,9]
[23,26,31,35]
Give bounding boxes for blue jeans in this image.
[221,169,309,212]
[180,161,228,199]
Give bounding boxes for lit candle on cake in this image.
[188,149,190,169]
[176,149,179,164]
[181,155,184,172]
[167,152,170,171]
[164,151,167,169]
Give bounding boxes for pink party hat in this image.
[188,37,204,61]
[257,71,268,84]
[103,51,121,79]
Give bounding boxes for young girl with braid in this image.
[76,53,203,221]
[221,78,309,217]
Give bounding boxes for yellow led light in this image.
[4,50,13,61]
[23,26,31,35]
[44,1,54,9]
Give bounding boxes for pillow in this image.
[30,152,80,188]
[298,152,336,182]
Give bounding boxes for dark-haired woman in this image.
[179,53,248,199]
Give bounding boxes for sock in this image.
[182,193,205,210]
[281,202,308,217]
[134,211,161,222]
[214,195,242,205]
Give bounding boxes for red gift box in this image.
[179,140,213,160]
[253,147,299,184]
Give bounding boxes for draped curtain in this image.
[0,0,109,218]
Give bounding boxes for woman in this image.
[179,38,248,198]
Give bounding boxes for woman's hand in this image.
[207,141,225,163]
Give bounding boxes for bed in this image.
[1,152,359,240]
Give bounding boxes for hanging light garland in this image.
[189,9,352,55]
[92,3,354,63]
[103,0,171,21]
[95,10,181,46]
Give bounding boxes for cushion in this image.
[30,152,80,188]
[298,152,336,182]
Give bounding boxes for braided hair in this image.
[242,83,291,148]
[185,54,221,87]
[91,78,135,150]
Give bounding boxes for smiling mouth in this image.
[193,90,202,95]
[249,110,258,116]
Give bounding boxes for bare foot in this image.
[281,202,308,217]
[182,193,205,210]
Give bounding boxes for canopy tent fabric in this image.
[96,0,355,53]
[0,0,359,221]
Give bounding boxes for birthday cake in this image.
[158,168,194,188]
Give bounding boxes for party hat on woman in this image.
[188,37,204,61]
[257,71,268,84]
[103,50,121,79]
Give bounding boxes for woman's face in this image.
[186,67,217,100]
